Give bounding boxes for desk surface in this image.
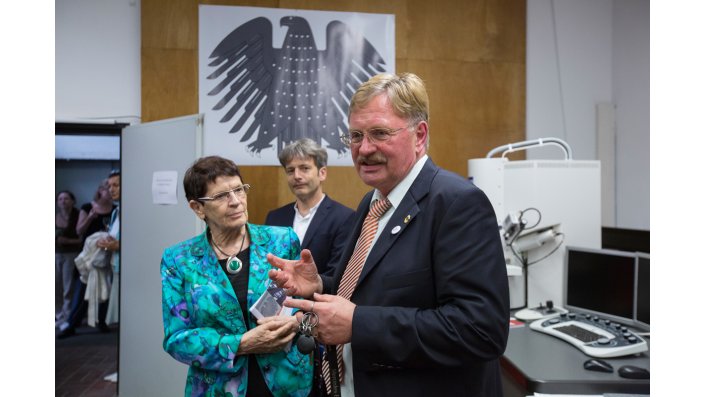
[501,323,650,394]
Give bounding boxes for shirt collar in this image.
[294,194,326,218]
[371,154,428,209]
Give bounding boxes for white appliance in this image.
[468,138,601,308]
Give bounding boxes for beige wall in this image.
[142,0,526,223]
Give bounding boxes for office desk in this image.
[501,324,650,396]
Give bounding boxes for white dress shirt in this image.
[292,194,325,244]
[341,155,428,397]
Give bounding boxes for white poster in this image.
[152,171,178,205]
[199,5,395,165]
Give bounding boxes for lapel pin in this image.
[403,215,411,224]
[391,225,401,235]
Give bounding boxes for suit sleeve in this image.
[321,208,355,276]
[351,187,509,369]
[264,210,275,226]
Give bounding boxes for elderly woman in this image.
[161,156,312,397]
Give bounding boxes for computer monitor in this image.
[635,252,650,329]
[601,227,650,253]
[564,247,640,327]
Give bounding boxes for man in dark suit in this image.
[268,73,509,397]
[265,138,354,275]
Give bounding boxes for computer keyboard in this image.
[553,324,603,343]
[529,312,648,358]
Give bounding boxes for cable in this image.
[519,207,542,230]
[527,233,565,265]
[507,207,563,310]
[509,250,529,311]
[508,212,529,311]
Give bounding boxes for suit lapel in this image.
[283,204,296,225]
[354,160,439,290]
[193,225,273,329]
[301,196,330,248]
[246,224,273,303]
[190,230,238,301]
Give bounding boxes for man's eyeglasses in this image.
[340,126,407,147]
[198,184,251,203]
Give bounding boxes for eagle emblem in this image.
[205,16,387,155]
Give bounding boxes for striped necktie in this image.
[322,197,392,394]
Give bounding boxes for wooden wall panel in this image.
[410,59,525,176]
[142,48,198,122]
[142,0,198,50]
[238,166,281,224]
[142,0,526,223]
[407,0,525,63]
[319,166,370,210]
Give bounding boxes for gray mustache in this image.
[357,154,387,165]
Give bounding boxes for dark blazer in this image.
[322,158,510,397]
[265,195,354,275]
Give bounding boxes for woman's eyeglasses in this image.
[198,184,251,203]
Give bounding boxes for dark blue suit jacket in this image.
[322,158,510,397]
[265,195,354,275]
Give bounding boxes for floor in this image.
[55,325,119,397]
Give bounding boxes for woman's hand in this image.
[96,236,119,251]
[267,249,323,298]
[238,316,298,354]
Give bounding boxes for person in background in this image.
[268,72,510,397]
[57,179,114,338]
[97,170,120,326]
[55,190,82,328]
[76,179,115,239]
[265,138,354,275]
[161,156,312,397]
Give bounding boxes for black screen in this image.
[636,255,650,325]
[602,227,650,253]
[566,249,636,320]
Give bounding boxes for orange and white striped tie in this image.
[322,197,392,394]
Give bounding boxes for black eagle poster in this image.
[199,5,395,165]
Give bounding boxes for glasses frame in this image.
[340,126,408,148]
[198,184,251,203]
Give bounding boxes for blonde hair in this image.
[349,73,430,148]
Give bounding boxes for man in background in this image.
[266,138,354,275]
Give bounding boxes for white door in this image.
[120,114,203,396]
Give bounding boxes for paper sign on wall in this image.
[152,171,178,205]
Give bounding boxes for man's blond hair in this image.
[349,73,430,148]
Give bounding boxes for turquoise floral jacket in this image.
[161,224,313,397]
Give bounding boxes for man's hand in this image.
[284,293,355,346]
[267,249,323,298]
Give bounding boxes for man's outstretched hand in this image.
[267,249,323,298]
